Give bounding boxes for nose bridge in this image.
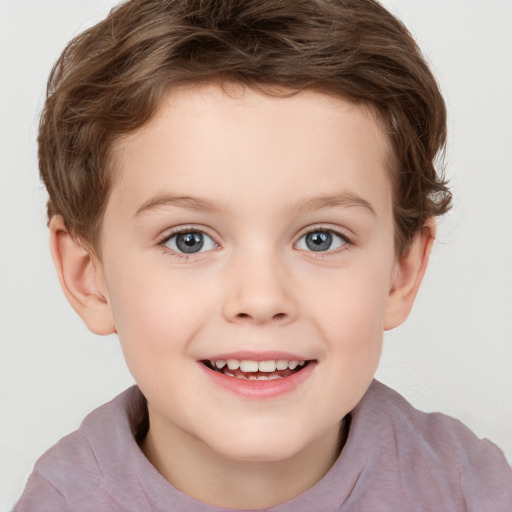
[222,243,296,325]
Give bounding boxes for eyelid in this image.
[158,224,216,242]
[317,225,349,238]
[298,225,351,242]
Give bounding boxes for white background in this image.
[1,0,511,509]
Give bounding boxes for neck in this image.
[141,415,348,509]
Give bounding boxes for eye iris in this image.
[305,231,332,251]
[176,232,204,253]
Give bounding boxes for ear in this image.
[383,219,436,330]
[49,216,116,335]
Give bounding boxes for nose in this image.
[221,251,297,325]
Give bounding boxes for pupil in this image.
[305,231,332,251]
[176,232,204,253]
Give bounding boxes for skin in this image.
[50,84,434,509]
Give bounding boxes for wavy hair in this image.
[39,0,451,254]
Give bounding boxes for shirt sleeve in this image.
[460,437,512,512]
[13,472,66,512]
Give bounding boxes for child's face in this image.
[97,85,399,463]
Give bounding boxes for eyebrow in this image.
[134,191,376,217]
[134,194,230,217]
[291,192,376,215]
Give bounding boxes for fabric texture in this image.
[14,380,512,511]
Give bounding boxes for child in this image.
[14,0,512,510]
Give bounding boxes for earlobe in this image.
[49,216,116,335]
[383,220,436,331]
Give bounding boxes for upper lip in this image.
[200,351,313,362]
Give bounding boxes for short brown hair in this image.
[39,0,451,255]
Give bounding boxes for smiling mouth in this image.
[201,359,312,381]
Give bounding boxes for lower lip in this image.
[199,361,316,399]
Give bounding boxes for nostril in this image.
[233,312,287,322]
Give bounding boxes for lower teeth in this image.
[224,371,283,380]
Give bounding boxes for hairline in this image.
[91,81,401,259]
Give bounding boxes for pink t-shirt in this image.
[15,381,512,511]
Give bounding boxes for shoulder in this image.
[14,472,65,512]
[14,427,98,511]
[363,381,510,466]
[14,386,148,511]
[351,381,512,511]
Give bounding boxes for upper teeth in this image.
[213,359,305,372]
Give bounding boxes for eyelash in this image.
[296,226,352,257]
[157,226,219,261]
[157,225,352,260]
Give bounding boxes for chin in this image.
[203,426,316,465]
[216,444,303,464]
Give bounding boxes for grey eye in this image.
[165,231,217,254]
[297,230,347,252]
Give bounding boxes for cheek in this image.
[305,262,391,333]
[106,265,216,364]
[301,259,392,379]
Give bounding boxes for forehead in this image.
[107,84,393,222]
